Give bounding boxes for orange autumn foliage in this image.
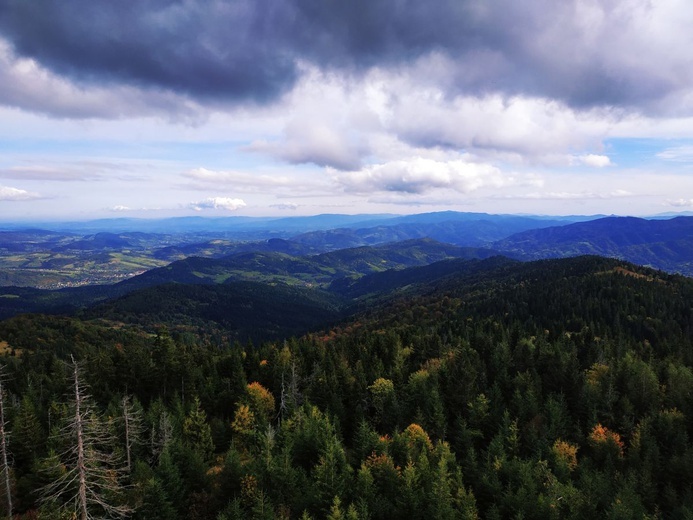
[588,423,624,457]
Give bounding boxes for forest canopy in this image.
[0,255,691,518]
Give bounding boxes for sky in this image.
[1,0,693,221]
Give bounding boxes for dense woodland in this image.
[0,255,692,518]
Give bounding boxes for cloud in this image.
[0,165,102,181]
[665,198,693,207]
[576,154,612,168]
[334,157,537,195]
[106,205,166,212]
[657,146,693,162]
[270,202,299,210]
[0,37,206,121]
[183,168,293,189]
[0,2,297,104]
[245,72,378,169]
[181,167,333,197]
[366,193,478,207]
[248,121,366,170]
[501,190,632,200]
[389,90,613,162]
[0,185,42,201]
[1,0,692,116]
[189,197,247,212]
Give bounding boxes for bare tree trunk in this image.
[0,369,12,520]
[121,395,142,475]
[123,398,131,474]
[73,359,89,520]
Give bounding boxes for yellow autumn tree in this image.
[401,423,433,461]
[231,403,256,437]
[246,381,275,425]
[552,439,578,471]
[368,378,397,431]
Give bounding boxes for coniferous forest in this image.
[0,255,692,519]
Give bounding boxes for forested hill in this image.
[0,255,692,518]
[83,281,344,344]
[0,238,499,321]
[122,238,499,290]
[495,215,693,275]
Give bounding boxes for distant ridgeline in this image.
[2,213,693,292]
[0,254,692,518]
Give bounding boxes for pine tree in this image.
[313,437,350,513]
[133,477,175,520]
[183,397,214,462]
[326,495,344,520]
[11,394,44,469]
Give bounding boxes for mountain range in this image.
[3,211,693,340]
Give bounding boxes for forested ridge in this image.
[0,255,692,518]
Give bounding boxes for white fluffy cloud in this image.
[260,66,619,172]
[248,122,366,170]
[0,185,42,201]
[387,86,612,164]
[246,70,380,170]
[189,197,247,211]
[334,157,538,195]
[576,154,613,168]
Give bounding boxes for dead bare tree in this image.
[120,395,143,475]
[149,409,174,463]
[0,366,12,520]
[40,356,131,519]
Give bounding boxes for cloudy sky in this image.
[1,0,693,220]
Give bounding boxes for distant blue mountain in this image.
[291,216,574,249]
[0,211,584,236]
[495,215,693,275]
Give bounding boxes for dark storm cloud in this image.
[0,0,299,102]
[0,0,686,110]
[0,0,491,101]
